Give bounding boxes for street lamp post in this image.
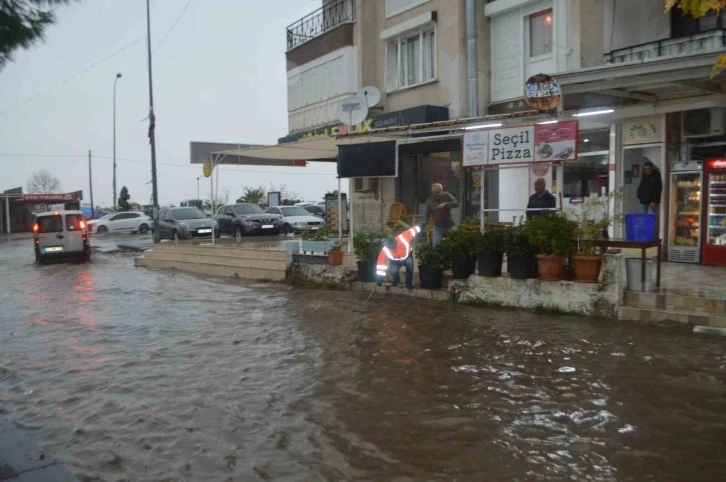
[113,73,122,209]
[146,0,160,243]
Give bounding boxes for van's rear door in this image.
[36,214,65,253]
[63,214,85,252]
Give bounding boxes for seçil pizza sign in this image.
[463,121,578,167]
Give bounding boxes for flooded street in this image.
[1,239,726,481]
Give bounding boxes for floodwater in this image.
[1,239,725,481]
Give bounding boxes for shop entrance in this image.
[623,144,664,239]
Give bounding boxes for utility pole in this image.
[146,0,160,243]
[196,176,202,201]
[113,73,122,210]
[88,150,95,219]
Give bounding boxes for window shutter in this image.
[491,10,523,102]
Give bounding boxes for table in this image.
[589,238,661,292]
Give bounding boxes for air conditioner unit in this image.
[682,108,726,138]
[354,178,379,192]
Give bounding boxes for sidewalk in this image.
[0,233,32,243]
[0,417,75,481]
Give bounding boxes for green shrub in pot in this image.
[353,232,386,282]
[440,229,478,279]
[505,224,536,279]
[415,242,448,289]
[524,212,577,281]
[475,225,506,277]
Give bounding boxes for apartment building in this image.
[283,0,491,231]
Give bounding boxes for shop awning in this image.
[213,135,400,165]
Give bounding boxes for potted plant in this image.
[569,193,622,283]
[475,225,506,277]
[328,242,344,266]
[524,212,577,281]
[301,226,334,254]
[459,216,480,233]
[353,232,384,283]
[440,229,478,279]
[415,242,448,289]
[506,223,537,279]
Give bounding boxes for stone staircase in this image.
[619,291,726,327]
[135,244,287,281]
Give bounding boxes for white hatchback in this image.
[87,211,153,234]
[33,210,91,264]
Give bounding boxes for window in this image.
[529,9,553,58]
[280,207,310,217]
[385,26,436,92]
[36,215,63,233]
[65,214,84,231]
[172,208,206,220]
[234,204,264,215]
[672,9,723,37]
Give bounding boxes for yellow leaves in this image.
[712,52,726,78]
[665,0,726,17]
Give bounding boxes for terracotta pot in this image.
[535,254,566,281]
[572,255,603,283]
[328,250,344,266]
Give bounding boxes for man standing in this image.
[424,183,459,247]
[637,161,662,214]
[526,178,557,218]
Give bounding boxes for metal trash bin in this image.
[626,257,654,292]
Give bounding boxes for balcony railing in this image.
[286,0,356,51]
[605,29,726,64]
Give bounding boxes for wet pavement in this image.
[1,236,726,481]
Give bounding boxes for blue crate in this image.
[625,213,656,242]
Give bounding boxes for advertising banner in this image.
[462,121,579,167]
[462,131,488,167]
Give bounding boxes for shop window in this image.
[385,26,436,92]
[529,9,553,58]
[563,153,609,198]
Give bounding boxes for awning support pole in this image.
[348,181,354,255]
[337,178,342,245]
[210,154,216,246]
[5,195,10,238]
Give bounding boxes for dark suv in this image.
[214,203,282,237]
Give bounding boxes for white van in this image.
[32,210,91,264]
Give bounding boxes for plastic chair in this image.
[385,202,409,232]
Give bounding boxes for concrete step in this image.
[152,244,287,261]
[624,292,726,316]
[144,251,286,270]
[618,305,726,327]
[135,257,285,281]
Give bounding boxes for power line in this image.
[0,38,144,116]
[154,0,193,52]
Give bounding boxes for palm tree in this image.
[239,186,266,205]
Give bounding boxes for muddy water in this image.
[1,242,725,481]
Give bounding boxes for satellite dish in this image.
[359,86,381,108]
[336,94,368,126]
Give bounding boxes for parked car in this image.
[294,201,318,207]
[32,210,90,264]
[304,204,326,220]
[214,203,281,237]
[264,206,324,234]
[87,211,153,234]
[156,207,218,241]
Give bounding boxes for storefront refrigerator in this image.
[668,161,702,263]
[702,158,726,266]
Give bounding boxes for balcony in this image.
[605,29,726,64]
[286,0,356,52]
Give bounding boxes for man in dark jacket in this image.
[637,161,662,214]
[526,178,557,218]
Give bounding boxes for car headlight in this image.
[294,222,307,227]
[179,222,191,229]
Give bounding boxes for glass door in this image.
[706,171,726,247]
[670,172,702,248]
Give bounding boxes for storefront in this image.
[0,191,84,234]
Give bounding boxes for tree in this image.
[118,186,131,211]
[0,0,76,72]
[238,186,266,204]
[26,169,60,193]
[665,0,726,75]
[268,184,301,205]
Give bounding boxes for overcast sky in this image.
[0,0,343,206]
